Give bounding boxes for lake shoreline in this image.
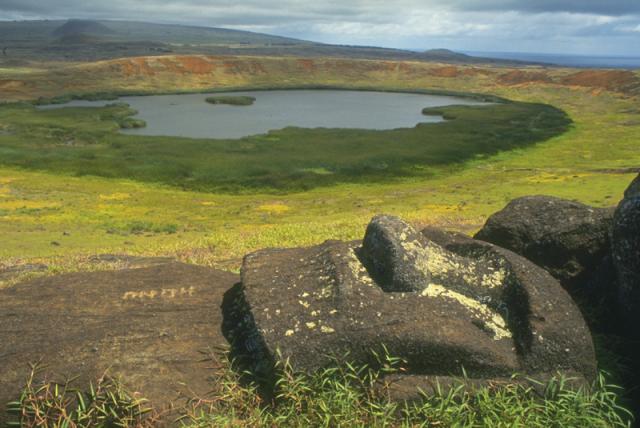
[39,89,491,139]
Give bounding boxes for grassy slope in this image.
[0,57,638,279]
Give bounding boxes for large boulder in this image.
[623,174,640,198]
[229,215,596,398]
[612,174,640,331]
[0,262,239,424]
[474,196,614,291]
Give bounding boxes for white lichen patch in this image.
[314,285,333,299]
[399,239,430,274]
[481,269,507,288]
[347,248,374,286]
[426,243,461,276]
[298,300,310,308]
[285,329,295,336]
[421,283,511,340]
[305,322,317,329]
[320,325,335,334]
[427,244,506,289]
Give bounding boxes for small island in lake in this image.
[205,95,256,106]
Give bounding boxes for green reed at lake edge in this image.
[205,95,256,106]
[0,99,570,193]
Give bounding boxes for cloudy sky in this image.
[1,0,640,55]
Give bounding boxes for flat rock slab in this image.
[0,262,239,421]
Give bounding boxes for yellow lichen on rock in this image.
[427,243,506,289]
[399,239,430,274]
[421,283,511,340]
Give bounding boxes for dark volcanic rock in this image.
[230,215,596,399]
[361,214,430,292]
[624,174,640,198]
[474,195,614,290]
[0,262,239,423]
[612,174,640,330]
[420,227,596,377]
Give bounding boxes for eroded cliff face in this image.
[2,55,639,101]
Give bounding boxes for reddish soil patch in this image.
[0,262,239,424]
[118,57,156,77]
[115,56,218,77]
[156,57,185,74]
[176,56,216,74]
[397,62,413,73]
[464,68,494,76]
[222,59,266,74]
[429,66,460,78]
[296,59,316,72]
[561,70,639,93]
[498,70,552,85]
[0,79,26,89]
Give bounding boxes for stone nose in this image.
[360,214,430,293]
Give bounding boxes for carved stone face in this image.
[229,215,596,395]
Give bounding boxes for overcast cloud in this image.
[1,0,639,55]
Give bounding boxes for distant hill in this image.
[0,19,311,46]
[0,19,538,66]
[52,19,115,37]
[420,49,473,61]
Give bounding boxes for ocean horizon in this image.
[464,51,640,69]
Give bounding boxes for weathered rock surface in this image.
[361,215,430,292]
[474,195,614,290]
[612,174,640,331]
[623,174,640,199]
[230,215,596,398]
[0,262,239,423]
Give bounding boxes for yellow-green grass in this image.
[0,63,639,286]
[8,357,632,427]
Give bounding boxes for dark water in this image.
[41,90,488,139]
[466,51,640,69]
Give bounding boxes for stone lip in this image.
[232,215,596,398]
[0,262,239,424]
[474,195,614,290]
[421,227,595,380]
